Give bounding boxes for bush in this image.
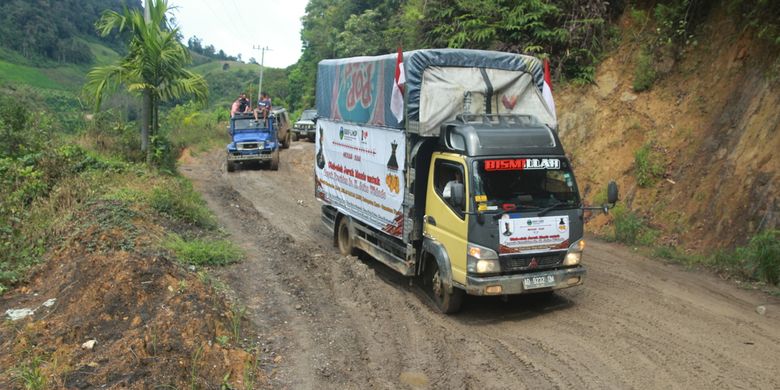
[634,142,665,187]
[632,48,656,92]
[164,234,243,266]
[739,230,780,285]
[149,178,216,230]
[612,204,646,244]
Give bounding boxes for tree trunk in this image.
[141,89,151,154]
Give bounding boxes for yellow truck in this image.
[314,49,617,313]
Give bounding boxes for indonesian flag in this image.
[390,47,405,122]
[542,58,557,120]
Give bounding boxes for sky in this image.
[167,0,309,69]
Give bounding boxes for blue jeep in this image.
[226,112,280,172]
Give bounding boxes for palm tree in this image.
[84,0,208,161]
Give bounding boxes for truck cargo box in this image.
[315,48,556,136]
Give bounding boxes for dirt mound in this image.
[0,200,266,389]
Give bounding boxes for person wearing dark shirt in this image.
[254,92,272,123]
[237,93,249,113]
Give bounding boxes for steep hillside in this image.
[0,42,121,91]
[558,6,779,252]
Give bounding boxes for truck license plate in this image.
[523,275,556,290]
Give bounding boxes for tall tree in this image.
[83,0,208,162]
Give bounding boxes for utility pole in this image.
[252,45,271,103]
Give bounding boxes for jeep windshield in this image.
[471,157,580,212]
[232,118,265,131]
[299,110,317,121]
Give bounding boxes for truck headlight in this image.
[563,240,585,266]
[467,243,500,274]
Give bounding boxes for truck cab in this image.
[226,112,280,172]
[414,114,615,311]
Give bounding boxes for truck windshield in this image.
[300,110,317,121]
[472,157,580,211]
[233,119,263,130]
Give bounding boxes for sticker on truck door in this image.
[498,215,570,255]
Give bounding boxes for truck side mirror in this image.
[607,181,619,204]
[450,182,465,210]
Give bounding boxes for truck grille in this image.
[237,142,262,150]
[500,252,565,273]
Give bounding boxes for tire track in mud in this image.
[182,145,780,389]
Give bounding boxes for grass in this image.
[610,204,658,246]
[190,60,260,76]
[632,47,656,92]
[0,60,67,90]
[149,179,217,230]
[17,355,47,390]
[634,142,665,187]
[164,234,243,266]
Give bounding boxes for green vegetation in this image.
[711,230,780,285]
[164,234,243,267]
[611,204,659,246]
[633,48,657,92]
[634,142,665,187]
[0,0,135,64]
[149,179,217,230]
[17,355,47,390]
[85,0,208,164]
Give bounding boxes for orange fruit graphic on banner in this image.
[385,174,400,193]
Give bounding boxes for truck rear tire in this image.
[337,217,356,256]
[425,260,463,314]
[281,132,291,149]
[269,150,280,171]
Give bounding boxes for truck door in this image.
[424,156,468,285]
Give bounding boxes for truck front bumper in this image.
[227,151,274,161]
[293,128,315,137]
[463,266,586,296]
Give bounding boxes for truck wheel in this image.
[281,132,291,149]
[337,217,356,256]
[308,135,315,143]
[269,150,280,171]
[291,132,299,142]
[226,159,236,172]
[425,260,463,314]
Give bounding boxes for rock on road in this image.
[181,143,780,389]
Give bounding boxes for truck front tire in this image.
[269,150,280,171]
[291,132,299,142]
[281,132,291,149]
[425,260,463,314]
[226,159,236,172]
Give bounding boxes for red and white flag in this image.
[542,58,557,120]
[390,47,406,122]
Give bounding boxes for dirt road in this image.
[181,144,780,389]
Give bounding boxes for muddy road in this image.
[181,144,780,389]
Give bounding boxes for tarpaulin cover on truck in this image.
[316,49,556,136]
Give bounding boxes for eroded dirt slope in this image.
[181,144,780,389]
[557,7,779,250]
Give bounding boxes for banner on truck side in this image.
[498,215,570,255]
[315,120,406,238]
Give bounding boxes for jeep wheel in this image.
[281,131,291,149]
[337,217,356,256]
[226,159,236,172]
[308,135,315,143]
[424,260,463,314]
[269,150,280,171]
[291,132,299,142]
